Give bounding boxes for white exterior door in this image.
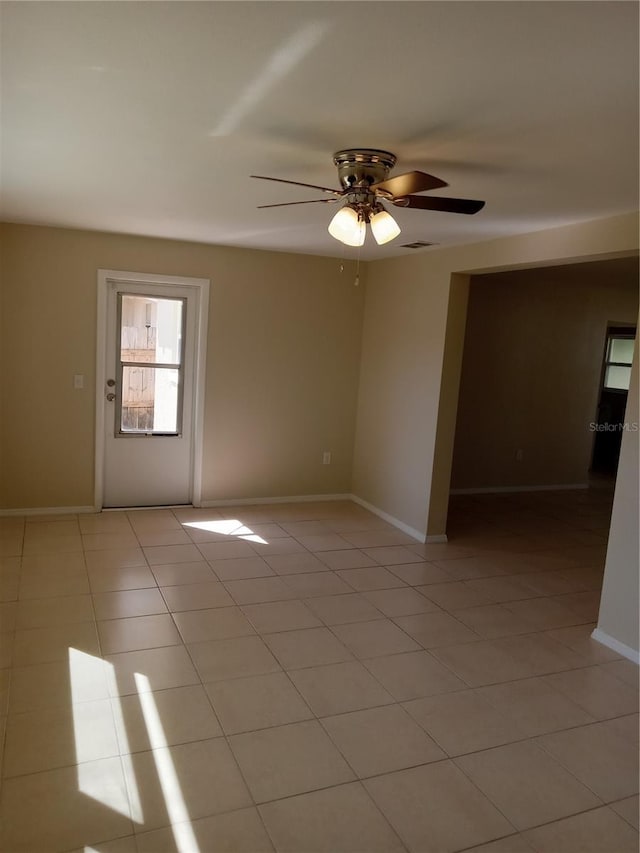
[97,271,209,508]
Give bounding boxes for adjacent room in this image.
[0,2,638,852]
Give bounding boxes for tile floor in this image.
[0,489,638,852]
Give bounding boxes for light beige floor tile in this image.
[24,520,79,538]
[517,570,586,596]
[306,592,383,625]
[150,559,217,586]
[115,684,222,752]
[419,581,494,612]
[136,807,275,853]
[106,645,199,696]
[125,738,252,832]
[127,511,182,532]
[337,565,406,591]
[456,740,601,831]
[265,626,353,669]
[16,593,94,628]
[431,640,535,686]
[9,656,111,714]
[161,581,234,611]
[282,571,353,598]
[134,529,192,547]
[289,660,394,715]
[205,671,313,734]
[342,530,416,548]
[464,833,535,852]
[363,586,439,617]
[493,633,588,676]
[19,570,90,599]
[363,546,426,566]
[611,795,639,830]
[241,599,321,633]
[316,549,377,570]
[22,534,83,555]
[0,756,133,851]
[432,556,512,582]
[173,606,254,643]
[363,650,465,700]
[143,543,204,565]
[523,806,639,853]
[543,665,639,719]
[229,719,355,802]
[20,551,85,573]
[394,611,480,648]
[323,704,445,777]
[79,513,133,535]
[188,635,281,682]
[259,782,405,853]
[404,689,527,756]
[70,835,138,853]
[332,618,420,659]
[13,620,100,666]
[0,600,17,632]
[264,552,329,575]
[364,760,514,853]
[197,540,258,561]
[88,565,157,593]
[536,720,639,802]
[3,698,119,776]
[599,658,640,689]
[85,547,147,571]
[224,576,298,604]
[295,533,352,551]
[453,603,538,638]
[503,597,585,630]
[477,676,595,737]
[98,614,182,654]
[605,713,640,745]
[93,588,167,620]
[280,520,335,536]
[250,537,308,556]
[464,575,538,601]
[83,531,140,551]
[209,555,274,581]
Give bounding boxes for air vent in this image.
[400,241,437,249]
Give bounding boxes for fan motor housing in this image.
[333,149,397,190]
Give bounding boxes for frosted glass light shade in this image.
[328,206,365,246]
[370,209,401,245]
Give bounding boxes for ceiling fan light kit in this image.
[251,148,485,248]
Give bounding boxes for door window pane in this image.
[607,337,635,366]
[121,367,180,432]
[120,295,183,365]
[604,364,632,391]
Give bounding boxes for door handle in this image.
[106,392,116,402]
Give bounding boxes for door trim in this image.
[95,269,210,511]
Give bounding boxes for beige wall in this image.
[451,260,639,491]
[352,212,639,537]
[0,223,365,509]
[596,342,639,658]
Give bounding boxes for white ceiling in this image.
[1,1,638,259]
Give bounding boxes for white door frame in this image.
[95,269,210,511]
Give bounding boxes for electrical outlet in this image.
[515,449,523,462]
[322,451,331,465]
[73,374,84,390]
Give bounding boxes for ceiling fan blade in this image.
[257,199,338,208]
[372,170,448,196]
[251,175,343,196]
[394,195,485,214]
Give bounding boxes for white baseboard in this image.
[450,483,589,495]
[0,505,96,517]
[200,493,351,508]
[349,494,425,543]
[591,628,640,665]
[425,533,449,544]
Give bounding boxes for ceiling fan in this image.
[251,149,485,247]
